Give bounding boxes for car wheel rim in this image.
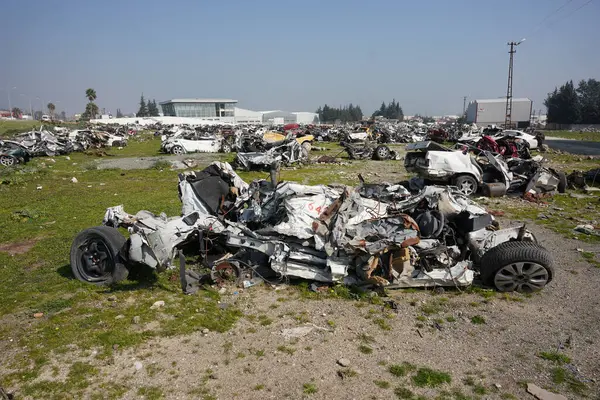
[494,262,549,292]
[78,238,114,282]
[173,147,183,154]
[1,156,15,166]
[377,148,389,158]
[459,181,474,195]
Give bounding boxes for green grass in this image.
[253,384,265,391]
[389,362,416,377]
[276,345,296,355]
[394,386,414,399]
[374,380,390,389]
[552,366,567,384]
[470,315,486,324]
[538,351,571,364]
[544,130,600,142]
[412,367,452,388]
[0,158,243,392]
[373,318,392,330]
[302,383,317,394]
[359,344,374,354]
[137,386,164,400]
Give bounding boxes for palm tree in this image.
[84,88,98,119]
[85,88,97,102]
[47,103,55,120]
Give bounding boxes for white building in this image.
[292,112,319,125]
[466,98,532,128]
[234,107,262,124]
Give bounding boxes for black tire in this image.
[557,171,567,193]
[479,241,553,293]
[373,145,391,160]
[70,226,129,285]
[454,174,478,196]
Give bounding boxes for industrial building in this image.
[159,98,319,125]
[466,98,532,128]
[160,98,237,123]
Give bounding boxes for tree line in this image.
[316,104,363,123]
[544,79,600,124]
[136,94,160,117]
[372,99,404,120]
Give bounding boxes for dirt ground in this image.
[3,224,597,399]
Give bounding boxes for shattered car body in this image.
[70,162,554,293]
[404,141,490,195]
[0,140,31,166]
[234,139,308,171]
[404,141,564,198]
[342,141,397,161]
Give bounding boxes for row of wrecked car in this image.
[0,126,130,166]
[70,162,554,294]
[158,124,316,170]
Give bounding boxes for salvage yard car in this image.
[404,141,565,197]
[161,131,232,154]
[70,162,554,294]
[0,140,31,166]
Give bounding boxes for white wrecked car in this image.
[70,162,554,294]
[161,129,231,154]
[404,141,565,198]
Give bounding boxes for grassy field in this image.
[0,142,599,397]
[544,130,600,141]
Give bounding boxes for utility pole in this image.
[505,39,525,128]
[462,96,467,115]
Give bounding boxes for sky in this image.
[1,0,599,117]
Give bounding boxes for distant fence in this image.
[545,123,600,131]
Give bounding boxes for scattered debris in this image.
[33,312,44,318]
[526,383,567,400]
[150,301,165,310]
[337,358,351,367]
[281,326,314,339]
[574,224,600,237]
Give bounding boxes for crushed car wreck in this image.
[404,141,566,198]
[70,162,554,294]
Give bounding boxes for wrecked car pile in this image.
[1,126,129,163]
[70,162,554,294]
[404,141,565,199]
[234,137,309,170]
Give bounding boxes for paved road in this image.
[545,137,600,155]
[96,152,223,170]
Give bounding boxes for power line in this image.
[536,0,574,27]
[529,0,595,37]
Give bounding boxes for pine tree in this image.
[136,94,148,117]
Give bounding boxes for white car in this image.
[161,133,230,155]
[493,130,541,149]
[404,141,511,196]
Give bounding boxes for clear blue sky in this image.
[1,0,598,116]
